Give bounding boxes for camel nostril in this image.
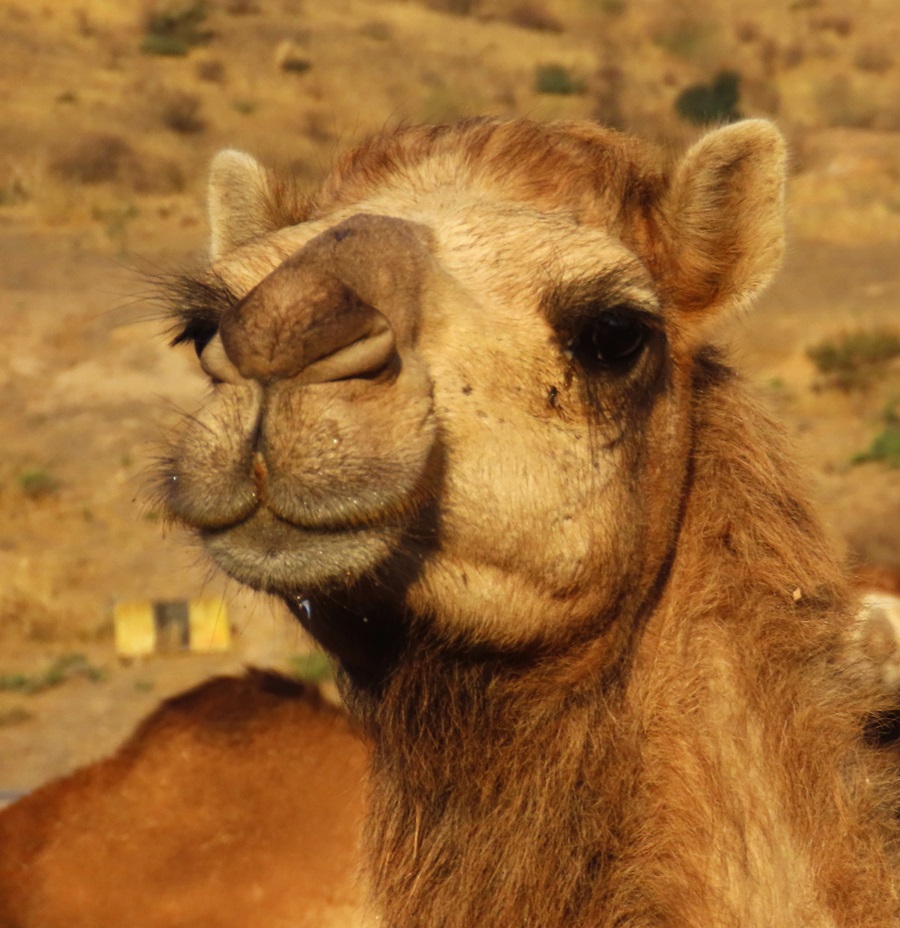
[252,451,268,500]
[299,309,397,384]
[199,333,246,384]
[219,271,399,385]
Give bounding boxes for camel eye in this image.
[569,308,650,374]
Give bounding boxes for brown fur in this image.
[0,672,370,928]
[355,356,899,928]
[159,117,900,925]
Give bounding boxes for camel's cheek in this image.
[164,384,263,530]
[403,353,691,648]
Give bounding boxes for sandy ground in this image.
[0,222,327,794]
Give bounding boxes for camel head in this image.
[161,119,785,679]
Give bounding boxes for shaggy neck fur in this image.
[352,357,900,928]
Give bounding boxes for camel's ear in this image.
[208,149,272,261]
[661,119,786,320]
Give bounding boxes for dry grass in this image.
[426,0,479,14]
[196,58,226,82]
[854,42,894,73]
[652,14,718,62]
[0,708,34,729]
[158,91,205,134]
[807,328,900,390]
[224,0,260,13]
[359,20,393,41]
[592,0,626,14]
[49,134,133,185]
[48,134,185,195]
[592,63,625,128]
[0,164,31,207]
[735,20,762,43]
[811,14,854,37]
[503,3,564,33]
[815,74,879,129]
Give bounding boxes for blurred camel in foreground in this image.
[0,671,370,928]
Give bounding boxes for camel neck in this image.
[356,372,898,928]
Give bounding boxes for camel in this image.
[0,672,370,928]
[154,116,900,926]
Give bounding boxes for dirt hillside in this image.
[0,0,898,794]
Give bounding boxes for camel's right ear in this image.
[208,149,272,261]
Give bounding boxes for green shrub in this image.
[853,403,900,469]
[654,16,715,60]
[0,654,105,695]
[140,33,190,55]
[535,64,586,95]
[287,652,333,683]
[140,1,212,57]
[675,71,741,125]
[807,327,900,390]
[18,468,59,499]
[280,56,312,74]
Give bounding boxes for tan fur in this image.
[0,673,370,928]
[158,117,900,925]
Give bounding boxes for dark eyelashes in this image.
[162,274,236,352]
[171,314,219,356]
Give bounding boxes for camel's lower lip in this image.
[200,508,401,595]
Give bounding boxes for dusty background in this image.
[0,0,898,797]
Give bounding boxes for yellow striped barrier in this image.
[113,598,231,658]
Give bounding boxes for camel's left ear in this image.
[660,119,786,320]
[207,149,273,261]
